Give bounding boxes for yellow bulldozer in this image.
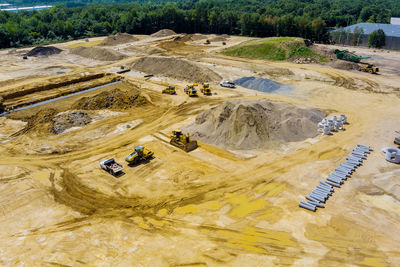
[184,85,198,97]
[170,129,198,152]
[162,85,176,95]
[201,83,212,96]
[360,64,379,74]
[125,145,154,165]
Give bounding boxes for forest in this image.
[1,0,400,48]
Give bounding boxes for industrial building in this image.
[331,18,400,50]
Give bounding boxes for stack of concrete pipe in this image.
[318,115,347,135]
[299,144,373,212]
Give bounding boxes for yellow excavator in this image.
[201,83,212,96]
[170,129,198,152]
[162,85,176,95]
[184,85,198,97]
[125,145,154,165]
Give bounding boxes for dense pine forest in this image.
[1,0,399,48]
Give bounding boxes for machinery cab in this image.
[162,85,176,94]
[184,85,198,97]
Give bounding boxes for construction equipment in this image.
[100,158,123,176]
[395,131,400,146]
[201,83,212,96]
[334,49,368,63]
[184,85,198,97]
[125,145,154,165]
[360,64,379,74]
[170,129,198,152]
[0,97,5,114]
[204,39,210,45]
[162,85,176,95]
[192,83,198,87]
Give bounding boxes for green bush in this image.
[368,29,386,48]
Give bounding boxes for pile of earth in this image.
[310,45,336,60]
[26,46,63,57]
[234,76,292,93]
[70,47,127,61]
[132,56,221,83]
[14,108,58,135]
[151,29,177,38]
[183,99,326,149]
[100,33,138,46]
[329,60,360,71]
[209,35,229,42]
[73,88,147,110]
[52,110,92,134]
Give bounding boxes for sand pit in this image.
[184,99,326,149]
[73,88,147,110]
[151,29,176,38]
[132,56,221,82]
[234,76,293,93]
[27,46,63,57]
[100,33,138,46]
[52,110,92,134]
[70,46,127,61]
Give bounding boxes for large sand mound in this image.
[184,99,326,149]
[100,33,138,46]
[132,56,221,82]
[73,88,147,110]
[234,76,293,93]
[151,29,177,37]
[70,47,127,61]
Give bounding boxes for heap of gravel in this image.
[52,110,92,134]
[234,76,292,93]
[27,46,63,57]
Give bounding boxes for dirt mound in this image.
[145,47,166,54]
[191,34,207,41]
[310,45,336,60]
[73,88,147,110]
[100,33,138,46]
[27,46,63,57]
[70,47,126,61]
[183,99,326,149]
[151,29,177,38]
[15,108,58,135]
[234,76,293,93]
[330,60,360,70]
[132,56,221,82]
[209,35,228,42]
[52,110,92,134]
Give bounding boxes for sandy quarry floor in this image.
[1,34,400,266]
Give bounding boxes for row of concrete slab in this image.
[299,144,373,212]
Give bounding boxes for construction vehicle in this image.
[204,39,210,45]
[170,129,198,152]
[334,49,368,63]
[0,97,5,114]
[395,131,400,146]
[125,145,154,165]
[100,158,123,176]
[184,85,198,97]
[201,83,212,96]
[162,85,176,95]
[192,83,198,87]
[360,64,379,74]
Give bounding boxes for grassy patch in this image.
[221,37,327,62]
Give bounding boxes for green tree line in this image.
[0,0,399,48]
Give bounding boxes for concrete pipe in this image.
[318,184,334,191]
[330,172,346,180]
[328,177,343,185]
[312,189,328,197]
[357,144,372,151]
[320,181,332,188]
[308,200,324,208]
[336,167,352,175]
[299,201,316,211]
[341,163,356,170]
[347,155,362,162]
[326,180,340,187]
[311,191,328,200]
[346,159,361,166]
[315,187,332,196]
[352,152,367,159]
[306,195,320,203]
[310,193,326,203]
[354,148,370,154]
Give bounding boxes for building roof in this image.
[341,23,400,37]
[391,17,400,25]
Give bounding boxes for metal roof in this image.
[340,23,400,37]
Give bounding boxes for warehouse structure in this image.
[331,18,400,50]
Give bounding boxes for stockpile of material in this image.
[299,144,373,212]
[318,114,347,135]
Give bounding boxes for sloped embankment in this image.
[132,56,221,83]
